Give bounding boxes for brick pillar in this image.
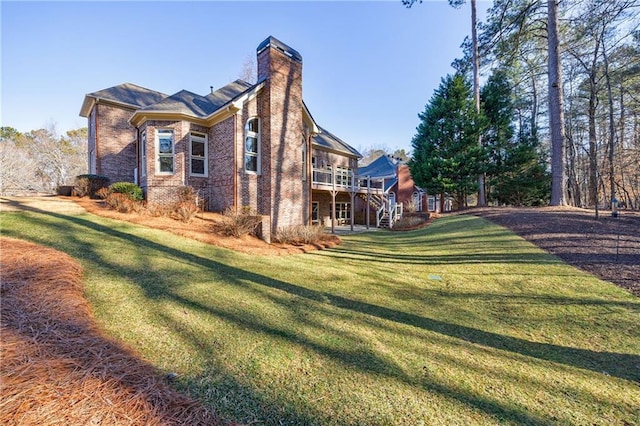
[256,36,307,233]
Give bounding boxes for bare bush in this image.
[214,206,261,237]
[392,213,431,231]
[274,224,327,245]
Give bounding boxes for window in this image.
[190,132,207,177]
[245,118,260,173]
[302,139,307,180]
[412,191,422,212]
[331,202,351,221]
[156,129,174,174]
[428,196,436,211]
[336,167,352,187]
[140,130,146,177]
[311,202,319,224]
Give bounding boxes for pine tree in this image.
[409,74,485,208]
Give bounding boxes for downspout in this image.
[233,113,238,211]
[307,134,312,225]
[95,104,100,175]
[350,170,355,232]
[366,175,370,230]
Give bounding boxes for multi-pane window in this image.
[156,129,174,174]
[336,167,352,187]
[245,118,260,173]
[140,130,147,177]
[190,132,207,176]
[302,139,307,180]
[331,202,351,221]
[428,196,436,211]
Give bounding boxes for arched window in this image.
[244,118,260,173]
[302,138,307,180]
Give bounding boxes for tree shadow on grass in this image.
[3,201,639,423]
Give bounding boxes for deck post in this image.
[366,175,370,230]
[350,173,355,232]
[331,166,336,234]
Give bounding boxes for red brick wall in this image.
[202,118,235,212]
[396,164,415,204]
[94,103,137,183]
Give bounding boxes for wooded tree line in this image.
[0,126,87,195]
[408,0,640,210]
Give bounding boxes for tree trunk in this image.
[547,0,567,206]
[471,0,486,206]
[602,36,616,210]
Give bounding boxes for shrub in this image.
[274,224,327,245]
[109,182,144,201]
[56,185,74,196]
[95,187,110,200]
[392,213,431,231]
[170,186,200,223]
[172,201,199,223]
[74,174,109,198]
[104,192,142,213]
[214,207,261,237]
[96,185,144,214]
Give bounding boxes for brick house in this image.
[80,36,395,235]
[355,154,448,227]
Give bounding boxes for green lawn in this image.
[2,206,639,425]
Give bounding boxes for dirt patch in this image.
[467,207,640,297]
[0,237,221,425]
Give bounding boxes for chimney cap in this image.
[257,36,303,63]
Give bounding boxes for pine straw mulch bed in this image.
[70,197,340,256]
[0,238,223,425]
[467,206,640,297]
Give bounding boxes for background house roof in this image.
[80,83,168,116]
[358,154,400,179]
[312,126,361,158]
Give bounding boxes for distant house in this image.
[356,155,448,227]
[79,36,408,234]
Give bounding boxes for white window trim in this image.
[140,130,147,177]
[302,139,307,181]
[189,132,208,177]
[155,128,175,175]
[244,117,261,175]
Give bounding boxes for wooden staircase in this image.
[357,193,401,228]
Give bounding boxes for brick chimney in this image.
[255,36,307,231]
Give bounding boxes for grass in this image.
[1,204,639,425]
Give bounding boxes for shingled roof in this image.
[81,79,361,159]
[312,126,361,158]
[79,83,168,117]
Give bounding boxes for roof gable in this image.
[80,83,168,116]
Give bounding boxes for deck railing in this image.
[312,168,384,191]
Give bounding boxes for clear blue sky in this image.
[1,0,490,154]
